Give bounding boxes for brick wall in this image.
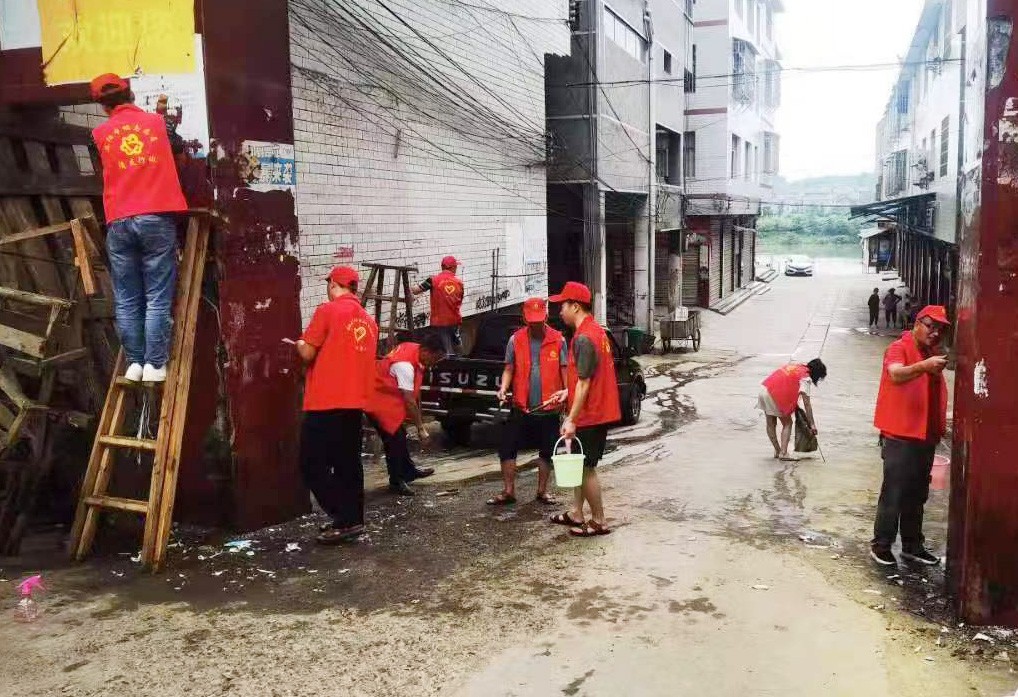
[58,103,105,174]
[287,0,569,325]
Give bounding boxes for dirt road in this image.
[1,262,1015,696]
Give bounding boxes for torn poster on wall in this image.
[238,141,297,192]
[132,35,210,159]
[37,0,196,85]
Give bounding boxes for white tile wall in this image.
[287,0,569,324]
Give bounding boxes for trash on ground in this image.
[864,589,883,595]
[225,540,252,552]
[436,490,460,497]
[995,651,1011,662]
[212,570,225,577]
[974,633,995,643]
[285,543,301,552]
[751,584,770,591]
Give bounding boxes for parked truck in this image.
[420,312,646,446]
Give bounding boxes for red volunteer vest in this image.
[874,332,948,441]
[510,326,565,411]
[92,104,187,222]
[762,364,810,417]
[429,271,464,327]
[301,294,378,411]
[567,316,621,427]
[367,342,423,435]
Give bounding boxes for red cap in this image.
[916,305,951,325]
[548,281,592,305]
[441,255,459,269]
[90,73,130,101]
[325,265,359,288]
[522,297,548,323]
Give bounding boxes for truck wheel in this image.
[441,419,472,447]
[620,385,643,425]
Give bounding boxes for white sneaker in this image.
[142,364,167,383]
[124,363,144,382]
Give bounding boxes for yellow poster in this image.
[37,0,195,86]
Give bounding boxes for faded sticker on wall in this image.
[132,35,209,158]
[37,0,196,86]
[239,141,297,192]
[973,359,989,398]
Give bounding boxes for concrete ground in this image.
[1,260,1016,697]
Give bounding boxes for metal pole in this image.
[645,1,656,333]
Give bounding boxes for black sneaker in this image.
[388,480,415,496]
[901,548,940,566]
[870,547,898,566]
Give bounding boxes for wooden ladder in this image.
[359,263,415,351]
[69,213,211,570]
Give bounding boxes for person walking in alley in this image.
[413,256,464,355]
[487,298,569,507]
[868,288,881,333]
[757,359,826,460]
[295,266,378,545]
[547,282,620,537]
[90,74,187,383]
[882,288,899,329]
[870,305,950,567]
[366,333,445,496]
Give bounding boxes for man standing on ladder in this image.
[487,298,568,507]
[295,266,378,545]
[366,334,445,496]
[413,256,464,355]
[90,74,187,383]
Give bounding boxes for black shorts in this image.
[498,410,560,463]
[575,425,609,469]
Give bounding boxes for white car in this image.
[784,255,814,277]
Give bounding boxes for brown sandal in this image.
[535,492,558,505]
[486,492,516,506]
[550,511,583,526]
[569,521,612,537]
[316,525,365,545]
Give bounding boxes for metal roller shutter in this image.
[721,223,734,296]
[709,222,722,305]
[682,246,699,306]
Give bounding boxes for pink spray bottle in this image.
[15,575,44,622]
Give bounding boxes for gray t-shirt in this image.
[572,335,599,380]
[505,333,568,409]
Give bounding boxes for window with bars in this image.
[731,135,741,179]
[684,45,697,93]
[683,131,696,180]
[940,116,950,176]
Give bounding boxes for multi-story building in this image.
[683,0,782,308]
[545,0,692,330]
[289,0,571,332]
[855,0,962,313]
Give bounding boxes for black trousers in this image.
[367,417,418,485]
[869,307,879,327]
[885,309,897,327]
[872,437,936,552]
[300,409,364,528]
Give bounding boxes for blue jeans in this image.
[106,214,178,367]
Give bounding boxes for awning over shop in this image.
[850,193,936,236]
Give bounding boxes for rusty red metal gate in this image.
[949,0,1018,626]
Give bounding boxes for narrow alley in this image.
[1,261,1013,696]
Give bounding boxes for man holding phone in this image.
[870,305,950,567]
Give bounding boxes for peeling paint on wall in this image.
[973,358,989,398]
[988,18,1013,89]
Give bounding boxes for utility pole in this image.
[949,0,1018,627]
[644,1,657,333]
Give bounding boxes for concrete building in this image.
[854,0,962,313]
[289,0,571,331]
[683,0,782,308]
[545,0,690,330]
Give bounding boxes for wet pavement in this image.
[2,262,1017,696]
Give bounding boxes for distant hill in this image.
[766,173,877,209]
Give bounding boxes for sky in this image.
[775,0,928,181]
